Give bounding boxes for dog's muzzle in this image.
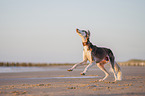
[76,29,79,33]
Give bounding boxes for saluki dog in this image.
[68,29,122,81]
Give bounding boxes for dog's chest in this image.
[83,46,92,61]
[83,46,89,51]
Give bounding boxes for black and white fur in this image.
[68,29,122,81]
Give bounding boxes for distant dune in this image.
[118,59,145,66]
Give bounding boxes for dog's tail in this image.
[107,48,122,80]
[107,49,115,70]
[114,62,122,80]
[110,62,122,80]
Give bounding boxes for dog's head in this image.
[76,29,90,42]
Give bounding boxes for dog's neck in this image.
[82,38,92,47]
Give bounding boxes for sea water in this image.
[0,66,63,73]
[0,66,99,73]
[0,66,100,80]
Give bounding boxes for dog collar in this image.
[82,42,88,46]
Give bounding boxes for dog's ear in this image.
[88,30,90,37]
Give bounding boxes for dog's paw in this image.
[67,69,73,71]
[80,72,85,75]
[99,79,104,82]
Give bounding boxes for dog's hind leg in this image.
[97,63,110,81]
[107,50,118,81]
[67,60,87,71]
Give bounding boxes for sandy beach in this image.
[0,65,144,96]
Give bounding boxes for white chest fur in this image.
[83,46,92,62]
[83,46,89,52]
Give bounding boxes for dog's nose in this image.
[76,29,79,32]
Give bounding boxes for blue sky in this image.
[0,0,145,63]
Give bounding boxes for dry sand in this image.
[0,65,145,96]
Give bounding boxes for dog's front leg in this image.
[67,60,87,71]
[67,51,87,71]
[80,61,96,75]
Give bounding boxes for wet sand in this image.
[0,65,145,96]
